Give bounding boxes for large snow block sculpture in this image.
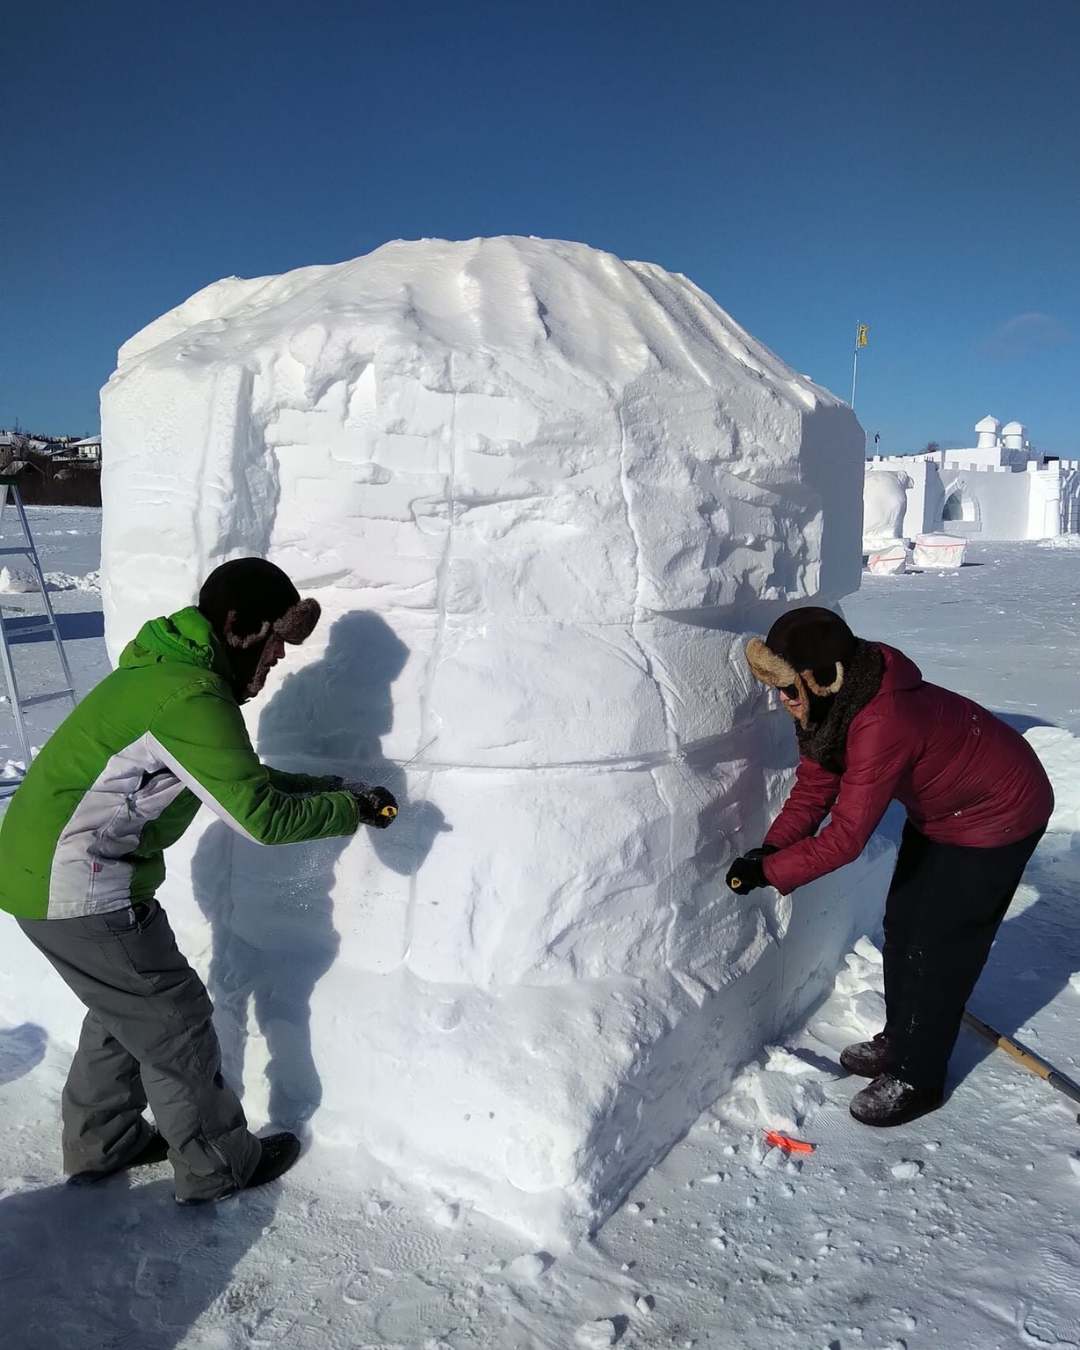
[101,237,890,1239]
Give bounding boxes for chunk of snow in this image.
[913,534,967,569]
[0,567,36,594]
[506,1252,550,1281]
[867,540,910,576]
[576,1319,619,1347]
[100,235,888,1239]
[851,989,887,1029]
[44,570,101,593]
[891,1160,923,1180]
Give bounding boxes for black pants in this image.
[882,822,1044,1094]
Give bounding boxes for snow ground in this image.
[3,521,1080,1350]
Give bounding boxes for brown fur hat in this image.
[273,597,321,645]
[745,607,856,727]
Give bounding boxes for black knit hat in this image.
[198,558,321,698]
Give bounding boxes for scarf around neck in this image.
[795,639,885,775]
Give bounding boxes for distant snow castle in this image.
[865,416,1080,542]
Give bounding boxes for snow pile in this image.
[0,567,101,594]
[1039,534,1080,551]
[913,533,967,569]
[862,470,911,551]
[0,567,36,594]
[99,236,891,1238]
[44,569,101,593]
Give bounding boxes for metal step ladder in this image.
[0,476,77,798]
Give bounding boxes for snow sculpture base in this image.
[102,237,887,1239]
[866,540,910,576]
[914,533,968,569]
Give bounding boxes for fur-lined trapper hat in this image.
[745,607,857,728]
[199,558,321,699]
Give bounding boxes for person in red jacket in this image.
[725,606,1053,1127]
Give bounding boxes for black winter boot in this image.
[243,1131,302,1190]
[68,1129,171,1186]
[849,1074,943,1127]
[840,1032,892,1078]
[175,1132,302,1206]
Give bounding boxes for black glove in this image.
[725,845,777,895]
[344,781,398,829]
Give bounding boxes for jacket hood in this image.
[877,643,923,693]
[118,607,232,681]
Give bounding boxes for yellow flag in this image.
[856,323,870,349]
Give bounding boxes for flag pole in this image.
[851,324,860,410]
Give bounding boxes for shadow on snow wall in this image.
[191,611,450,1132]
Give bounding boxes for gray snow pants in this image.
[18,898,262,1202]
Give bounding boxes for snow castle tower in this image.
[1001,420,1027,453]
[100,238,891,1238]
[975,414,1001,450]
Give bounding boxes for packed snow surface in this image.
[98,236,883,1237]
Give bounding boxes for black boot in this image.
[840,1031,892,1078]
[175,1131,302,1206]
[243,1131,302,1190]
[849,1074,943,1127]
[67,1129,171,1186]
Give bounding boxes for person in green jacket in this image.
[0,557,397,1203]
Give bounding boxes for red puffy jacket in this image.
[762,644,1053,896]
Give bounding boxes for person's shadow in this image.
[0,1177,278,1350]
[191,611,448,1132]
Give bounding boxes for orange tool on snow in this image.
[764,1130,816,1155]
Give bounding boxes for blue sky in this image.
[4,0,1078,453]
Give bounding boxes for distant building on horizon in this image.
[64,434,102,464]
[0,429,101,506]
[865,415,1080,542]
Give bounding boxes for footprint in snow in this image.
[370,1274,457,1342]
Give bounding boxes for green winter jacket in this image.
[0,607,360,920]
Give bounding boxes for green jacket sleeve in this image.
[267,768,343,795]
[149,684,360,845]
